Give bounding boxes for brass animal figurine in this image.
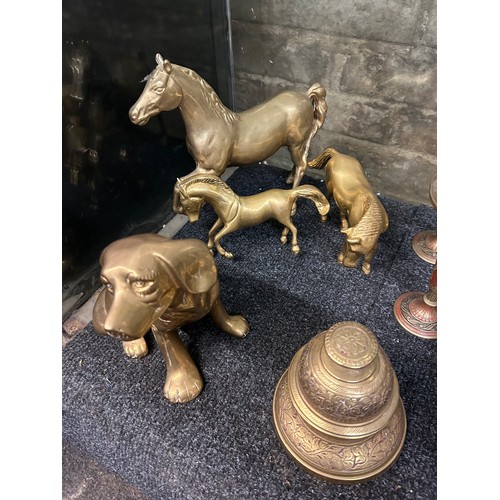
[92,233,249,403]
[129,54,327,212]
[177,174,330,259]
[308,148,389,275]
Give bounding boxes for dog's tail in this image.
[292,185,330,217]
[307,147,339,170]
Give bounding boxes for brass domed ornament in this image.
[273,321,407,483]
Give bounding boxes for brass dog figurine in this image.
[92,233,249,403]
[308,148,389,275]
[129,54,327,212]
[177,174,330,259]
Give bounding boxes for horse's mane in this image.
[178,67,238,126]
[182,175,234,194]
[352,196,386,238]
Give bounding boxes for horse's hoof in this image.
[320,215,328,223]
[362,263,372,275]
[337,252,345,264]
[292,245,300,255]
[280,236,287,244]
[343,260,357,269]
[223,252,234,259]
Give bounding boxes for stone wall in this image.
[230,0,437,205]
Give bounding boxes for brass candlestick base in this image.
[411,231,437,264]
[394,266,437,339]
[412,172,437,264]
[273,321,407,483]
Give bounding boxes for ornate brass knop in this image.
[273,321,406,483]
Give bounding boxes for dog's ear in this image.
[92,287,112,335]
[155,240,218,294]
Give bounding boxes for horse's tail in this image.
[307,147,339,170]
[306,83,328,137]
[292,185,331,216]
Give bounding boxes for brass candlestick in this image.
[412,173,437,264]
[393,264,437,339]
[273,321,407,483]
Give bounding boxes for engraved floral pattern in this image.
[298,345,393,422]
[334,330,370,357]
[400,294,437,332]
[277,377,404,473]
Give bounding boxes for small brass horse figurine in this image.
[129,54,327,212]
[308,148,389,275]
[177,174,330,259]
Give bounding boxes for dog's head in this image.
[93,234,217,341]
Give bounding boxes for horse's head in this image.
[341,226,380,256]
[177,179,205,223]
[129,53,183,126]
[341,195,388,257]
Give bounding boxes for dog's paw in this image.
[164,367,203,403]
[122,338,148,358]
[224,314,249,338]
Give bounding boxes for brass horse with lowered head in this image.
[308,147,389,275]
[177,174,330,259]
[129,54,327,212]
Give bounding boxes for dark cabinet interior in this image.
[62,0,234,320]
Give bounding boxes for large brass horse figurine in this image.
[177,174,330,259]
[129,54,328,212]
